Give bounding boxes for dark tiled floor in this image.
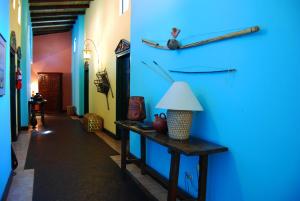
[24,115,151,201]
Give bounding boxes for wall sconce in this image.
[83,49,92,61]
[83,39,100,69]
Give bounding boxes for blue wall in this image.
[72,15,85,116]
[130,0,300,200]
[0,0,11,198]
[20,0,32,127]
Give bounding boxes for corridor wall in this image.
[9,0,22,132]
[72,15,85,116]
[84,0,131,134]
[20,0,32,127]
[32,32,72,110]
[0,0,11,198]
[130,0,300,201]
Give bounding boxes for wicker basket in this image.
[83,113,104,132]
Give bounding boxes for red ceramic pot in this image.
[127,96,146,121]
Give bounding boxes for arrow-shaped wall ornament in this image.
[142,26,260,50]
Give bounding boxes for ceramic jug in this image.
[153,113,168,134]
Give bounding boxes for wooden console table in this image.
[115,120,228,201]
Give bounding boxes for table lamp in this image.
[156,81,203,140]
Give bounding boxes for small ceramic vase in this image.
[153,113,168,134]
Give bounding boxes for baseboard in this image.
[1,171,13,201]
[20,126,29,131]
[74,112,84,118]
[103,128,120,140]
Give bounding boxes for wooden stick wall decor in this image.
[142,26,260,50]
[169,68,236,74]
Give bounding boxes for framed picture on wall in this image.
[0,33,6,96]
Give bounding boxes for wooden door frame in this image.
[115,39,130,139]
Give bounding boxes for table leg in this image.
[140,136,146,175]
[28,102,31,125]
[41,103,45,125]
[198,155,208,201]
[121,129,128,174]
[167,150,180,201]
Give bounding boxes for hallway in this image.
[21,115,150,201]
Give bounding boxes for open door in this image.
[115,39,130,139]
[10,31,18,142]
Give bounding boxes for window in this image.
[119,0,129,15]
[73,38,77,53]
[17,0,21,25]
[13,0,16,10]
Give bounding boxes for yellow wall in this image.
[10,0,22,48]
[84,0,131,134]
[10,0,22,131]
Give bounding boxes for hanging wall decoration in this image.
[169,66,236,74]
[0,34,6,96]
[94,69,114,110]
[142,25,260,50]
[115,39,130,57]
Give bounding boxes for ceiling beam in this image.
[31,16,78,22]
[30,0,93,2]
[33,29,71,36]
[31,11,85,17]
[30,4,89,10]
[32,21,75,27]
[32,25,73,29]
[31,8,86,14]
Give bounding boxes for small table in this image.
[115,120,228,201]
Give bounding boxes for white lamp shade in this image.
[156,81,203,111]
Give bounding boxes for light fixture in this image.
[156,81,203,140]
[83,49,92,61]
[83,39,100,69]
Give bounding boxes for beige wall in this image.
[10,0,22,47]
[84,0,131,134]
[10,0,22,131]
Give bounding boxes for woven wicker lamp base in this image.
[167,110,192,140]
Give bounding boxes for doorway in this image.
[10,31,18,141]
[38,73,62,113]
[10,50,17,141]
[84,65,89,114]
[115,39,130,138]
[116,53,130,138]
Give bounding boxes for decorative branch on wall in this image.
[142,25,260,50]
[169,67,236,74]
[94,69,114,110]
[141,61,174,83]
[143,60,237,78]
